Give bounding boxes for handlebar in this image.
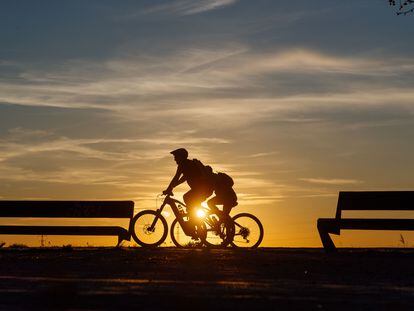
[162,190,174,196]
[157,192,174,208]
[160,193,173,199]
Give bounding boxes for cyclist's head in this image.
[170,148,188,164]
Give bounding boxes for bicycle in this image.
[130,194,234,248]
[130,193,264,249]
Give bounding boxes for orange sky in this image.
[1,1,414,247]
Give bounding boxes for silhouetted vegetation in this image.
[62,244,73,251]
[8,243,28,249]
[185,240,203,248]
[389,0,414,15]
[399,234,407,247]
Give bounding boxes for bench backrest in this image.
[0,201,134,218]
[336,191,414,220]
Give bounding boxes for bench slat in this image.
[0,201,134,218]
[318,218,414,231]
[0,225,129,236]
[340,218,414,230]
[338,191,414,211]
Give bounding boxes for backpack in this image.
[217,172,234,187]
[192,158,214,182]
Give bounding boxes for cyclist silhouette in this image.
[208,172,238,219]
[131,148,259,248]
[163,148,214,235]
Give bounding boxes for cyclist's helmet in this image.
[170,148,188,159]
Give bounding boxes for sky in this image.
[0,0,414,247]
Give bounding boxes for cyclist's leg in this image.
[223,201,237,216]
[206,193,235,247]
[183,188,211,237]
[185,186,213,209]
[183,189,200,219]
[218,188,238,218]
[207,196,221,216]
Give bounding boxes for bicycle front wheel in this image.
[170,218,205,248]
[231,213,263,248]
[131,210,168,247]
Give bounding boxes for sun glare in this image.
[196,209,206,218]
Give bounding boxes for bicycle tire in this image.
[230,213,263,249]
[170,218,205,248]
[131,210,168,247]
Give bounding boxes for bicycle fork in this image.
[149,205,166,232]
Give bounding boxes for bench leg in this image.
[317,223,337,253]
[116,231,131,247]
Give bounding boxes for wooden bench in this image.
[317,191,414,252]
[0,201,134,246]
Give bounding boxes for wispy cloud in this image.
[143,0,238,16]
[2,47,414,120]
[0,128,230,162]
[246,151,279,158]
[0,126,232,192]
[0,127,285,205]
[299,178,363,185]
[0,47,411,205]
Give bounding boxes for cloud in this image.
[237,194,285,206]
[299,178,363,185]
[0,127,280,202]
[0,126,234,195]
[0,128,230,163]
[2,47,414,117]
[0,47,412,204]
[0,60,19,67]
[142,0,238,16]
[246,151,280,158]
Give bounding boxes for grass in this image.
[185,240,204,248]
[62,244,73,251]
[8,243,29,249]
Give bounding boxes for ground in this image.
[0,248,413,310]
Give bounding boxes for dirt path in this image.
[0,248,413,310]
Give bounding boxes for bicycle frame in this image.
[150,195,193,235]
[150,195,218,237]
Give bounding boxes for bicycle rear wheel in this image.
[131,210,168,247]
[201,216,234,248]
[231,213,263,248]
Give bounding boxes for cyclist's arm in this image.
[165,167,183,193]
[175,176,187,186]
